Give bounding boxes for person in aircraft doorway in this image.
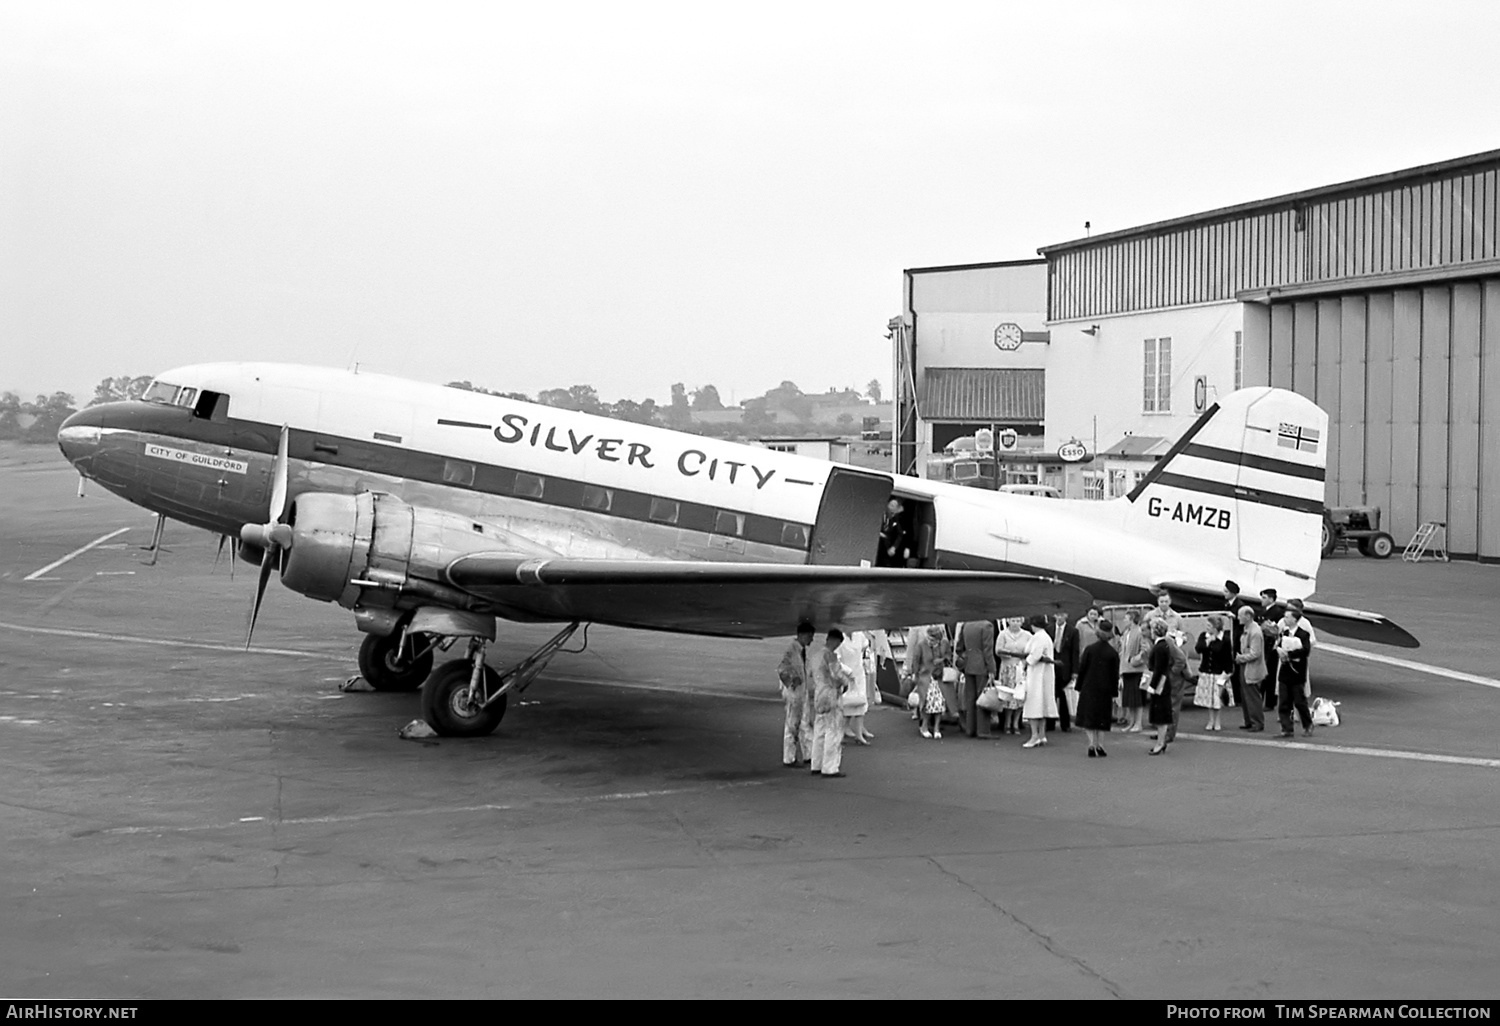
[776,622,816,767]
[877,498,911,567]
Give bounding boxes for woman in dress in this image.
[1146,620,1190,755]
[1021,614,1058,749]
[1193,615,1235,731]
[838,631,874,744]
[994,616,1031,735]
[1074,619,1121,757]
[1119,608,1149,733]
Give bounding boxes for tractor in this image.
[1321,506,1396,559]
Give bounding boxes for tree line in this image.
[1,373,884,444]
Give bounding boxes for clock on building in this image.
[994,322,1023,351]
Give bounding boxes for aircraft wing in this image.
[445,556,1093,639]
[1157,580,1419,648]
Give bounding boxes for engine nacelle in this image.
[279,492,507,609]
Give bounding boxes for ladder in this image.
[1402,521,1449,563]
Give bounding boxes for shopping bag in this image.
[1064,684,1080,717]
[976,686,1003,713]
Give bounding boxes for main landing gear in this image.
[420,622,580,737]
[358,631,436,692]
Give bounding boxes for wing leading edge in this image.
[445,556,1093,639]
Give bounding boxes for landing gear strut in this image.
[421,622,580,737]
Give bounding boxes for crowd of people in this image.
[774,582,1324,775]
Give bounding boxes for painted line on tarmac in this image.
[548,674,782,704]
[1180,731,1500,769]
[0,620,343,660]
[22,527,131,581]
[1321,642,1500,691]
[99,780,767,835]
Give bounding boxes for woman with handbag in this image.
[1021,614,1058,749]
[994,616,1031,735]
[1074,619,1121,757]
[1193,616,1235,731]
[1118,609,1149,732]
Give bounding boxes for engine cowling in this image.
[279,492,509,608]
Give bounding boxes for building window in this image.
[1234,330,1243,392]
[581,485,612,511]
[780,523,808,548]
[714,510,744,536]
[514,472,543,498]
[648,497,679,524]
[1082,471,1106,501]
[1144,337,1172,413]
[1108,469,1130,498]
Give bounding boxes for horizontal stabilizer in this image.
[445,556,1093,639]
[1158,580,1419,649]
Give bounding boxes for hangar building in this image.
[896,148,1500,560]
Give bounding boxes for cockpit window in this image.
[142,380,199,408]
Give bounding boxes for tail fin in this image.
[1124,387,1327,581]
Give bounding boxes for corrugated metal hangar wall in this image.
[1265,282,1500,560]
[1039,149,1500,560]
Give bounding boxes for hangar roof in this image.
[1039,148,1500,257]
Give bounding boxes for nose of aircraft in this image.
[57,406,106,469]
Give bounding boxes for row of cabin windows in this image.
[440,458,808,548]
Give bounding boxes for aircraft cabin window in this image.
[714,510,744,536]
[514,473,544,499]
[781,523,808,548]
[582,485,613,511]
[648,498,680,525]
[442,459,476,487]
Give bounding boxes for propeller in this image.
[240,425,293,648]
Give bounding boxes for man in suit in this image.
[1275,608,1316,738]
[954,619,997,738]
[775,622,816,767]
[1233,605,1267,732]
[1048,610,1080,733]
[1259,588,1287,711]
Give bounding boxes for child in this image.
[921,668,947,739]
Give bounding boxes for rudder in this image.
[1124,388,1327,581]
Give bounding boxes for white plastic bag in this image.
[1310,696,1340,727]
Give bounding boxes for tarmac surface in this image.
[2,441,1498,999]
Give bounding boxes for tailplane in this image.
[1124,387,1327,582]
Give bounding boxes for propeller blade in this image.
[245,552,275,650]
[214,534,227,572]
[269,424,289,524]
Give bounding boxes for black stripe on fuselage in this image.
[1180,443,1325,481]
[1151,472,1323,515]
[84,403,814,552]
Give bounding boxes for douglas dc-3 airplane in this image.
[56,363,1416,737]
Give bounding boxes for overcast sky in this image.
[2,1,1498,407]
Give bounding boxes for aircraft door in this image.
[807,466,894,566]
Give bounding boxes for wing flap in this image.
[446,556,1092,639]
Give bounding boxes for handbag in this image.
[976,686,1003,713]
[1063,683,1080,717]
[1311,696,1341,726]
[839,688,864,715]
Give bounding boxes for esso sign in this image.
[975,428,994,453]
[998,428,1018,450]
[1058,440,1088,463]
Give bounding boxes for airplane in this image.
[55,363,1417,737]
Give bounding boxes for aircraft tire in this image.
[1320,515,1337,558]
[421,660,507,737]
[358,632,435,693]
